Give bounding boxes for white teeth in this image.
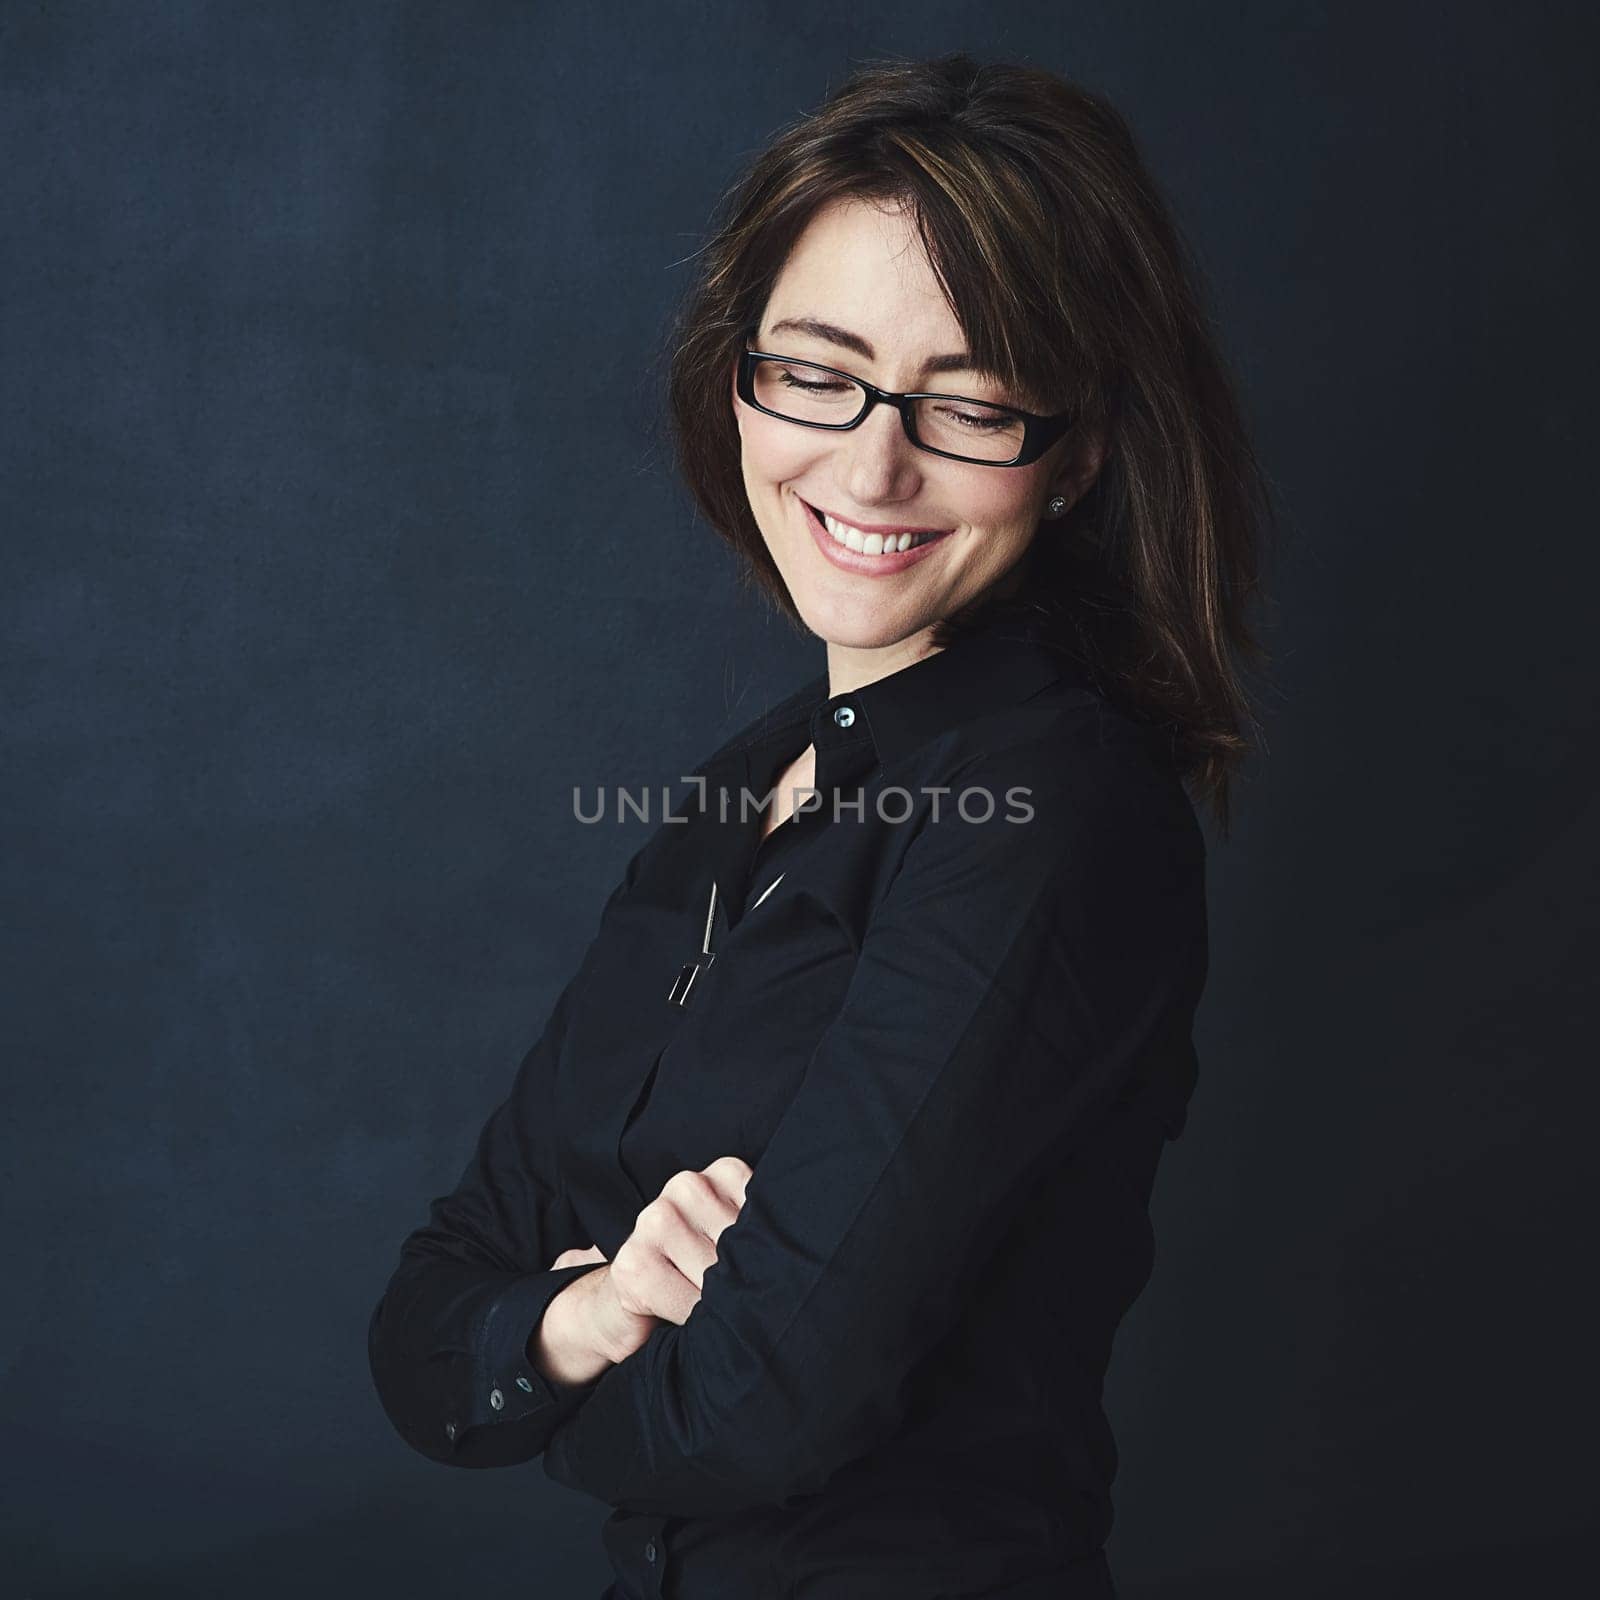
[820,510,935,556]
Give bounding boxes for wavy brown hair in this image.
[657,51,1276,836]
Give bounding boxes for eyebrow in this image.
[763,316,978,377]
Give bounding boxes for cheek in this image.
[737,405,825,485]
[960,473,1044,539]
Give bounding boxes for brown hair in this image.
[657,51,1277,837]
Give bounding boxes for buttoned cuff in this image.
[445,1261,608,1465]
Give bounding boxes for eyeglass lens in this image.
[749,356,1026,463]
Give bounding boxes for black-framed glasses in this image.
[736,336,1076,467]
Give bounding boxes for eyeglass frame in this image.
[736,333,1077,468]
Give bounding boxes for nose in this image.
[838,399,923,507]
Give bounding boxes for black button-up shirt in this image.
[368,606,1208,1599]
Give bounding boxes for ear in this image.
[1045,425,1107,511]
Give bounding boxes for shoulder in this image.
[869,692,1206,955]
[871,694,1207,978]
[904,683,1201,860]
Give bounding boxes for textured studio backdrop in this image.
[1,3,1594,1596]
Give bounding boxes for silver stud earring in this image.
[1046,495,1069,518]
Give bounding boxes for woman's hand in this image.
[532,1157,753,1379]
[549,1243,608,1269]
[589,1155,753,1362]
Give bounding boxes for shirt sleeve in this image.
[540,732,1209,1516]
[367,854,645,1469]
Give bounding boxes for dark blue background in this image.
[3,2,1593,1594]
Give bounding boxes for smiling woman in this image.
[672,59,1273,831]
[368,50,1272,1600]
[730,195,1106,657]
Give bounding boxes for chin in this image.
[790,588,934,652]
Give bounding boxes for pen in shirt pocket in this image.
[666,872,786,1007]
[749,870,785,911]
[668,878,719,1007]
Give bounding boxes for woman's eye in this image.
[937,405,1010,430]
[778,372,849,394]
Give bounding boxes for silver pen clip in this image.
[667,879,718,1006]
[748,870,785,911]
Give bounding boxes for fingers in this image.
[548,1243,608,1270]
[662,1163,748,1256]
[626,1201,716,1326]
[700,1154,754,1211]
[611,1156,755,1326]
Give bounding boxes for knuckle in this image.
[669,1167,714,1205]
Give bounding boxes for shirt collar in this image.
[713,604,1097,786]
[688,606,1100,933]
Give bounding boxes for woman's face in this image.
[733,195,1100,656]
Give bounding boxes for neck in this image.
[824,546,1039,699]
[825,622,941,700]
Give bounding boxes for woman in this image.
[369,52,1269,1600]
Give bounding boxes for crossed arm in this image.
[534,746,1205,1517]
[369,743,1204,1513]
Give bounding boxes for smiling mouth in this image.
[804,500,952,556]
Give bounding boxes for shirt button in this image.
[833,705,855,728]
[444,1421,457,1441]
[489,1388,504,1410]
[515,1376,534,1393]
[645,1540,657,1563]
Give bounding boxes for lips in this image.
[797,496,956,578]
[803,500,952,555]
